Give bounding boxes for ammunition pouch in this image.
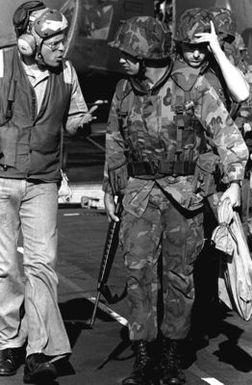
[128,158,195,179]
[193,152,221,197]
[108,163,128,195]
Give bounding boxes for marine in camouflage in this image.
[109,16,170,60]
[175,8,213,44]
[209,7,236,44]
[228,32,249,73]
[103,63,248,339]
[207,9,248,74]
[104,16,249,342]
[104,63,248,209]
[175,8,230,111]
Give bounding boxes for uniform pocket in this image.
[184,211,204,267]
[0,126,18,167]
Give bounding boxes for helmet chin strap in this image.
[138,60,146,79]
[33,38,48,67]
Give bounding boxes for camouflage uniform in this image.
[175,8,247,345]
[234,62,252,238]
[104,15,248,341]
[209,9,252,237]
[104,15,248,385]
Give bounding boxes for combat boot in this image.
[159,338,186,385]
[122,340,154,385]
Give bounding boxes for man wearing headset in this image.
[0,1,96,383]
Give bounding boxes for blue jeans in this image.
[0,179,71,357]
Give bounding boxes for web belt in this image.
[128,159,195,179]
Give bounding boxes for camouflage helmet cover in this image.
[175,8,213,44]
[233,32,246,51]
[109,16,171,60]
[209,7,236,43]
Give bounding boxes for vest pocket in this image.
[0,126,17,167]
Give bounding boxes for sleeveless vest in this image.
[0,47,72,182]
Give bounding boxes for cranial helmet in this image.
[209,7,236,43]
[32,9,68,40]
[175,8,213,44]
[109,16,171,60]
[13,2,68,57]
[13,1,46,37]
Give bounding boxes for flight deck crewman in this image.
[0,1,96,383]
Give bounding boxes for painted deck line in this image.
[189,364,225,385]
[88,296,128,327]
[202,380,225,385]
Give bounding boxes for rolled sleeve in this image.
[63,61,89,134]
[193,77,249,183]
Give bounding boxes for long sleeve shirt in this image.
[103,61,248,218]
[21,56,88,134]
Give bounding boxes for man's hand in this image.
[80,105,98,125]
[104,192,120,223]
[194,20,221,54]
[80,100,108,126]
[219,182,241,208]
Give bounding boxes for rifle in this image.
[90,197,123,327]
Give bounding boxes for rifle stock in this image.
[90,198,122,327]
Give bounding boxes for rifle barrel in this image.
[89,199,122,328]
[89,291,102,328]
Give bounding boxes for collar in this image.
[171,59,202,91]
[21,59,49,87]
[129,60,173,95]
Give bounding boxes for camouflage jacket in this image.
[234,69,252,175]
[204,60,232,112]
[103,59,248,218]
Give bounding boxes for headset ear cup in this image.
[17,34,36,56]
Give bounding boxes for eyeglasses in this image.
[43,39,66,52]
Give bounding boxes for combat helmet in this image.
[175,8,213,44]
[209,7,236,43]
[228,32,249,71]
[109,16,171,60]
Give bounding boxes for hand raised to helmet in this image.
[194,20,221,54]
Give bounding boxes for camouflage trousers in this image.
[241,176,252,237]
[120,186,204,341]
